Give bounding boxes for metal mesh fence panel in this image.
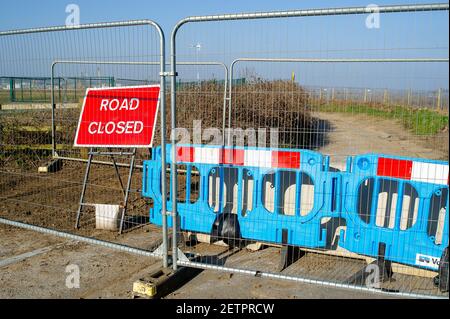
[159,4,450,298]
[0,21,167,255]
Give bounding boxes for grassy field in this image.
[317,102,448,136]
[0,88,85,104]
[0,90,9,104]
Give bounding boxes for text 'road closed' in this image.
[74,85,160,148]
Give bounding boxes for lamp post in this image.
[189,43,202,84]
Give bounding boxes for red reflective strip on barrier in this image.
[377,157,413,179]
[220,148,245,165]
[176,146,195,162]
[272,151,301,169]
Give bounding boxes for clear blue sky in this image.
[0,0,446,31]
[0,0,448,90]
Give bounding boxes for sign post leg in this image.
[118,148,136,234]
[109,148,126,196]
[75,147,94,229]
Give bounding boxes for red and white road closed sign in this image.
[74,85,160,148]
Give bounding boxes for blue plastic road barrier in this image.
[143,144,344,249]
[142,145,449,271]
[339,154,449,271]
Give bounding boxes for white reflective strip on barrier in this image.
[411,162,448,185]
[244,150,272,168]
[195,147,220,164]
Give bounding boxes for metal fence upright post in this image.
[9,78,13,102]
[437,88,442,110]
[51,62,57,157]
[170,24,179,271]
[156,25,169,269]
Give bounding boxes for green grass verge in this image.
[318,103,448,136]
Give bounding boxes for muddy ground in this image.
[0,111,448,299]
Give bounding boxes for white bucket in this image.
[94,204,121,231]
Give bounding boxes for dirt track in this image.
[0,111,448,299]
[313,112,448,169]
